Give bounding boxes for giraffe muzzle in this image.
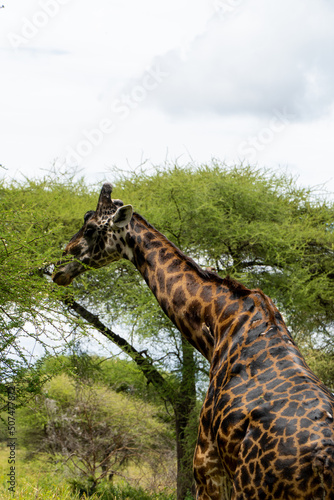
[52,269,73,286]
[52,256,88,286]
[52,257,77,286]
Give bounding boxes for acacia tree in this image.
[0,170,97,402]
[2,163,334,499]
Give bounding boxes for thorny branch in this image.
[63,294,171,400]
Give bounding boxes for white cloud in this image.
[146,0,334,120]
[0,0,334,195]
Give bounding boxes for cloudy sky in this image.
[1,0,334,194]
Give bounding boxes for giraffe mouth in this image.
[52,270,73,286]
[52,259,84,286]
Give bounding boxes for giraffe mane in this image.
[222,275,252,297]
[132,213,252,296]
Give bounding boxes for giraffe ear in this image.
[111,204,133,228]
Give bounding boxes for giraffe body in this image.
[53,183,334,499]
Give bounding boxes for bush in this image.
[71,479,176,499]
[17,371,175,491]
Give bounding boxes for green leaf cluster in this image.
[0,171,99,384]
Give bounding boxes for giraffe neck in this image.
[120,213,285,363]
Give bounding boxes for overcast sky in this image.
[1,0,334,195]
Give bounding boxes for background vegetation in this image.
[1,162,334,499]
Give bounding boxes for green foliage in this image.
[20,372,173,450]
[0,448,176,500]
[14,355,175,491]
[71,479,176,499]
[0,448,86,500]
[0,170,95,308]
[301,347,334,392]
[0,169,98,391]
[40,353,167,405]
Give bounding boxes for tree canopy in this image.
[1,162,334,499]
[0,171,97,383]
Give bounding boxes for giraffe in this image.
[53,182,334,500]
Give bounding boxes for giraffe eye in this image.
[84,227,97,239]
[84,210,95,223]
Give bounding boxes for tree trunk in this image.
[174,337,197,500]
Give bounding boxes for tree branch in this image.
[63,295,170,399]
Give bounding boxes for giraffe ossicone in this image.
[53,182,334,500]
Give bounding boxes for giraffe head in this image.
[52,183,133,286]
